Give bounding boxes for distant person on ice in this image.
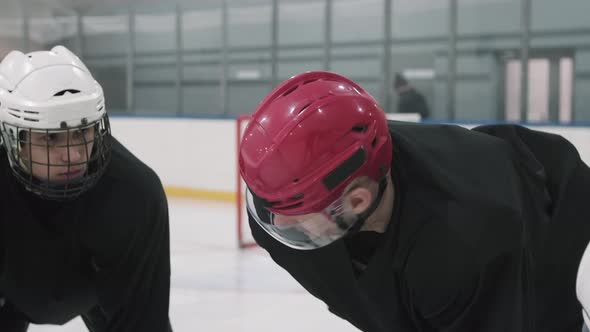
[394,72,430,120]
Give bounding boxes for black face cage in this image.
[1,114,112,200]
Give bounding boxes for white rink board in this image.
[109,115,590,195]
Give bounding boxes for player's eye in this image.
[40,133,58,143]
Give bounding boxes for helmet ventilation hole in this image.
[54,89,80,96]
[298,102,311,114]
[290,193,304,200]
[282,86,298,97]
[351,125,367,133]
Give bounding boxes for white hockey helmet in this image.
[577,241,590,328]
[0,45,111,200]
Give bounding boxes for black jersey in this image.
[249,122,590,332]
[0,137,172,331]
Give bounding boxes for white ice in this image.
[30,198,359,332]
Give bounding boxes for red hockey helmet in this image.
[239,71,392,249]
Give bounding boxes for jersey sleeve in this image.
[93,178,172,332]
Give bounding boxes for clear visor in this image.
[246,189,359,250]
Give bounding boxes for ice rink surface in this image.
[30,198,359,332]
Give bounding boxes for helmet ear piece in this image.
[50,45,91,73]
[0,51,27,91]
[0,75,12,91]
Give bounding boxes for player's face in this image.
[19,127,95,182]
[247,183,379,249]
[273,212,345,241]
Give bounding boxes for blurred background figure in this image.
[393,73,430,120]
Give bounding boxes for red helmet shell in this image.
[239,71,392,215]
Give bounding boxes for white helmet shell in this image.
[0,45,105,130]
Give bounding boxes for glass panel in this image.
[393,0,449,39]
[135,86,177,115]
[0,0,587,121]
[0,0,23,58]
[91,65,127,114]
[227,0,272,48]
[228,82,272,116]
[183,7,222,50]
[532,0,590,31]
[135,12,175,53]
[458,0,520,35]
[82,15,128,57]
[279,1,324,45]
[333,0,382,43]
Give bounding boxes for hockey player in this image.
[239,71,590,331]
[0,46,172,331]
